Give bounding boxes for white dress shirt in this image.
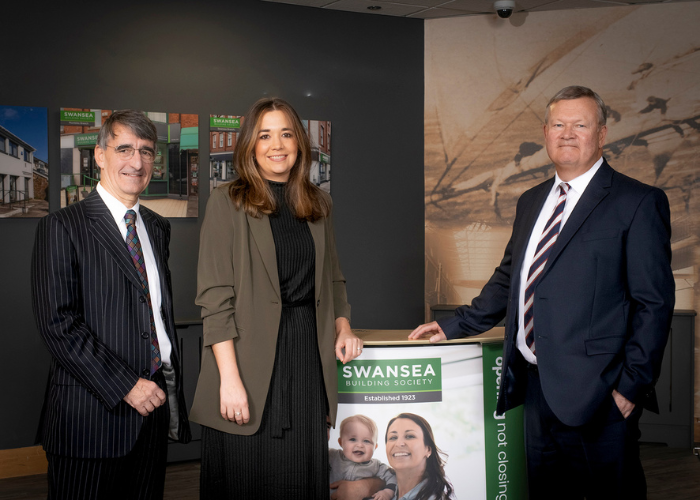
[516,157,604,364]
[96,183,172,366]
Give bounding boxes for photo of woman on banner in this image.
[385,413,454,500]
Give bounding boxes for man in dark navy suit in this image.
[32,110,190,499]
[411,86,675,499]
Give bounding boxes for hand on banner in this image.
[408,321,447,343]
[335,317,363,364]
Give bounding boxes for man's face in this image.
[544,97,607,181]
[95,123,155,207]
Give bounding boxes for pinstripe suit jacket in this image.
[31,190,191,459]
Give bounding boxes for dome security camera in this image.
[494,0,515,18]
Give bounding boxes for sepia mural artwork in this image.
[425,4,700,424]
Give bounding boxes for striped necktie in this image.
[124,210,161,375]
[523,183,570,355]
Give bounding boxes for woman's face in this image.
[254,110,298,182]
[386,418,431,476]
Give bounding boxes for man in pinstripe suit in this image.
[32,110,190,499]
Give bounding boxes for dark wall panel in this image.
[0,0,423,449]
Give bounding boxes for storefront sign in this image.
[61,110,96,126]
[210,116,241,131]
[74,133,98,148]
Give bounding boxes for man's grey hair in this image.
[544,86,607,127]
[96,109,158,149]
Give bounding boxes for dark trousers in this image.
[524,364,646,500]
[47,370,170,500]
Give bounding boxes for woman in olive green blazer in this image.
[190,97,364,497]
[189,184,357,433]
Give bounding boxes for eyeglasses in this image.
[105,145,157,163]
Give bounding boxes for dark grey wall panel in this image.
[0,1,423,449]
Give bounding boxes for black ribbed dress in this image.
[200,181,330,499]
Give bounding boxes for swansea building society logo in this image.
[61,111,95,120]
[61,110,97,126]
[210,117,241,131]
[338,358,442,404]
[211,117,240,127]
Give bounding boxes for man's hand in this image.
[408,321,447,343]
[612,389,635,419]
[123,378,166,416]
[330,478,385,500]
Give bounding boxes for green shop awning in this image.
[180,127,198,150]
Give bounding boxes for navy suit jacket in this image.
[439,161,675,426]
[31,190,191,458]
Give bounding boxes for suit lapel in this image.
[84,191,144,294]
[140,208,166,284]
[140,207,170,306]
[247,213,281,299]
[542,161,613,277]
[308,218,325,300]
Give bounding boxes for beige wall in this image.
[425,3,700,436]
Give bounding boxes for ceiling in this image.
[261,0,695,19]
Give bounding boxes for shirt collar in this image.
[96,183,141,224]
[553,156,603,195]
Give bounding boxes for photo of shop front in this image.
[209,115,241,192]
[306,120,331,193]
[207,116,331,193]
[59,109,198,217]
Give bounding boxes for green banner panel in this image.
[482,343,528,499]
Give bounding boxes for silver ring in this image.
[235,411,241,416]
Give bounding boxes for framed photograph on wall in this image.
[209,115,242,193]
[59,108,199,218]
[208,115,331,193]
[0,105,48,218]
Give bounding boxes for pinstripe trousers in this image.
[46,370,170,500]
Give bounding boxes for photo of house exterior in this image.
[0,105,48,218]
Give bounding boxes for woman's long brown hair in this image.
[227,97,330,221]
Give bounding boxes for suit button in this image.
[317,300,320,307]
[141,332,149,339]
[139,296,146,303]
[142,368,149,377]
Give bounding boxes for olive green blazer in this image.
[189,185,351,435]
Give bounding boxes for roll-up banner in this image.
[331,343,526,499]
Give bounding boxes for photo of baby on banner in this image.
[329,343,527,499]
